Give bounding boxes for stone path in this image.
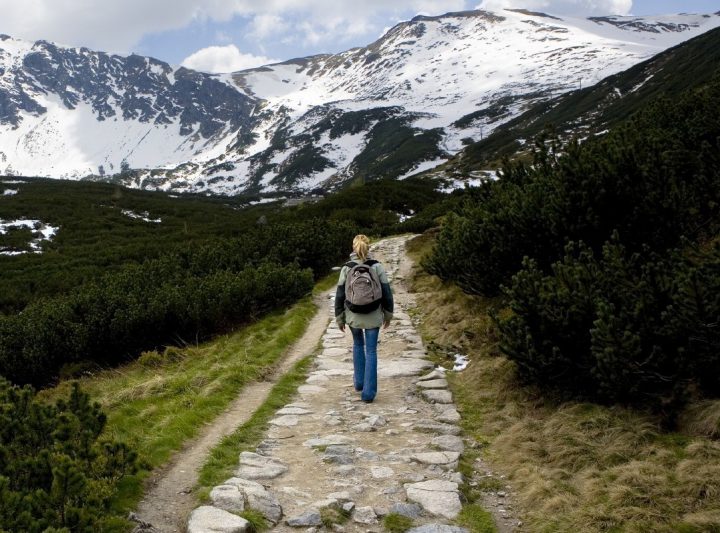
[189,236,469,533]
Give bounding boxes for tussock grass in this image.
[38,294,318,517]
[383,513,414,532]
[407,233,720,533]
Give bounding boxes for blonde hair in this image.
[352,234,370,262]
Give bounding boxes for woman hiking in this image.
[334,234,394,403]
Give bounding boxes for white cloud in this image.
[181,45,277,73]
[249,14,290,39]
[0,0,469,54]
[476,0,633,16]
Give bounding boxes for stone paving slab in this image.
[190,237,468,532]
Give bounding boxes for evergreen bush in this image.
[0,380,137,531]
[497,238,720,409]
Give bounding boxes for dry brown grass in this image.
[406,233,720,533]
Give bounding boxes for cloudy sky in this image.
[0,0,716,72]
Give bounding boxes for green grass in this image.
[239,509,270,532]
[313,270,340,295]
[320,506,351,528]
[196,353,315,499]
[457,505,497,533]
[39,293,318,521]
[383,513,415,532]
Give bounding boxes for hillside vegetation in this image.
[426,75,720,411]
[0,177,449,387]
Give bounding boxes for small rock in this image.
[323,454,354,465]
[353,506,378,525]
[421,390,453,404]
[223,477,283,524]
[286,511,322,527]
[187,506,249,533]
[269,415,299,427]
[280,487,311,500]
[210,485,245,513]
[298,385,327,395]
[312,498,340,510]
[410,451,460,466]
[404,480,462,520]
[386,429,400,436]
[417,369,446,382]
[351,423,376,432]
[277,406,314,416]
[406,525,469,533]
[430,435,464,453]
[389,503,424,519]
[236,452,288,480]
[416,379,448,389]
[370,466,395,479]
[306,374,330,383]
[378,359,433,377]
[322,347,349,357]
[342,502,356,513]
[327,491,353,503]
[365,414,388,427]
[333,465,356,475]
[303,435,351,448]
[413,420,461,436]
[435,409,461,424]
[355,448,380,460]
[449,472,464,484]
[497,491,507,498]
[325,444,354,455]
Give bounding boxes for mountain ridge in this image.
[0,9,718,194]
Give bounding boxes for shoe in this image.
[362,398,374,403]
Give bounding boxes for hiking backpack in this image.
[344,260,383,313]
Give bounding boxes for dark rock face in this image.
[1,40,257,136]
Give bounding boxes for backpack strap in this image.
[345,260,378,268]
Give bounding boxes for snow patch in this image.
[0,219,59,255]
[397,158,448,180]
[120,209,162,223]
[452,354,469,372]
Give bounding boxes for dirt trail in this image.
[134,295,331,532]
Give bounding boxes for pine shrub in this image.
[0,380,137,531]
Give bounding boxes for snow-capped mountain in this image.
[1,9,718,194]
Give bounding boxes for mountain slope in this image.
[0,10,718,194]
[447,24,720,172]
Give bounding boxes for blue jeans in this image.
[349,327,379,402]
